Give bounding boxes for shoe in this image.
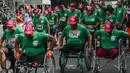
[1,69,7,73]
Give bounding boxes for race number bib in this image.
[60,16,66,21]
[88,28,94,32]
[8,38,16,48]
[111,36,116,41]
[36,24,43,30]
[49,20,54,25]
[69,30,80,38]
[33,40,38,47]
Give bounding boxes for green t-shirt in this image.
[80,14,100,26]
[98,8,107,24]
[62,24,90,45]
[96,29,127,50]
[78,9,86,19]
[93,9,99,16]
[33,16,49,32]
[57,9,69,26]
[17,32,50,56]
[46,13,57,30]
[2,27,23,47]
[69,9,81,19]
[106,15,117,25]
[114,6,127,22]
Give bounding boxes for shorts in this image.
[126,27,130,34]
[57,25,66,32]
[18,53,45,64]
[2,48,14,58]
[61,44,85,54]
[2,48,15,69]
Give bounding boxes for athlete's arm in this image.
[48,35,55,51]
[15,39,20,53]
[88,34,92,50]
[0,38,5,49]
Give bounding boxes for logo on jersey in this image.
[91,18,95,22]
[69,30,80,38]
[64,14,67,16]
[33,40,38,46]
[118,10,122,14]
[60,17,66,21]
[111,36,116,41]
[41,20,44,23]
[36,24,43,30]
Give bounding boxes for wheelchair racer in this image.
[95,21,130,60]
[58,16,92,53]
[15,24,55,65]
[0,20,23,73]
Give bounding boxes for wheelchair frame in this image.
[14,50,56,73]
[59,43,92,73]
[91,37,128,73]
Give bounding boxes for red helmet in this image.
[33,9,40,14]
[78,4,84,9]
[47,8,52,13]
[69,16,77,25]
[104,21,113,33]
[86,6,93,11]
[6,20,15,27]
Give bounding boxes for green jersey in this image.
[106,15,117,25]
[57,9,69,26]
[33,16,49,32]
[17,32,50,56]
[114,6,127,22]
[69,9,81,19]
[80,14,99,26]
[96,29,127,50]
[2,27,23,48]
[46,13,57,30]
[62,24,90,45]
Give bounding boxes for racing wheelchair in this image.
[14,48,56,73]
[59,42,92,73]
[91,37,128,73]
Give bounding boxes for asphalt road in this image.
[0,25,130,73]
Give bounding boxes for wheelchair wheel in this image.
[84,43,92,71]
[43,54,56,73]
[59,52,68,73]
[118,39,126,73]
[92,49,99,73]
[119,52,126,73]
[119,60,126,73]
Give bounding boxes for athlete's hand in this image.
[46,51,53,58]
[15,52,20,60]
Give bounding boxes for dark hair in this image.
[106,5,114,13]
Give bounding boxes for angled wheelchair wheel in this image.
[84,43,92,71]
[59,52,68,73]
[118,39,126,73]
[43,54,56,73]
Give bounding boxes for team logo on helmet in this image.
[106,25,110,28]
[71,17,75,21]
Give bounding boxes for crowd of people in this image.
[0,0,130,73]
